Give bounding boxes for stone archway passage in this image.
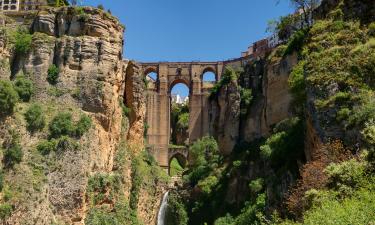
[142,62,224,169]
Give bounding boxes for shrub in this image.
[56,136,79,152]
[177,113,189,130]
[74,114,92,137]
[13,76,34,102]
[284,29,308,56]
[288,60,306,111]
[336,108,351,122]
[3,132,23,168]
[47,64,59,85]
[119,97,131,118]
[0,80,18,116]
[259,117,304,170]
[249,178,264,194]
[24,104,45,132]
[210,67,238,99]
[299,188,375,225]
[240,88,253,116]
[325,159,367,196]
[0,203,12,220]
[362,120,375,145]
[197,175,218,195]
[87,173,121,205]
[37,139,56,155]
[13,29,32,54]
[215,214,234,225]
[166,192,189,225]
[49,112,74,138]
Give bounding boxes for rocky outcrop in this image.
[208,53,297,154]
[125,61,146,152]
[209,79,241,155]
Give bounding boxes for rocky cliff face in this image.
[208,53,297,154]
[0,7,164,225]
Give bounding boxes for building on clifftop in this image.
[0,0,48,12]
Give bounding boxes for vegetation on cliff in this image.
[166,1,375,225]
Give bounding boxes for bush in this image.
[288,60,306,110]
[49,112,74,138]
[3,133,23,168]
[47,64,59,85]
[74,114,92,137]
[362,120,375,145]
[56,136,79,152]
[24,104,45,132]
[177,113,189,130]
[259,117,304,170]
[166,192,189,225]
[197,175,218,195]
[87,173,121,205]
[299,188,375,225]
[36,139,56,155]
[0,80,18,116]
[119,97,131,118]
[249,178,264,194]
[325,159,367,196]
[240,88,253,116]
[284,29,308,56]
[0,203,12,220]
[13,76,34,102]
[13,29,32,54]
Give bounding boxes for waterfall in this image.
[157,191,169,225]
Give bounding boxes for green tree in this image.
[47,64,60,85]
[24,104,46,132]
[49,112,74,138]
[13,75,34,102]
[74,114,92,137]
[12,28,32,54]
[3,132,23,168]
[0,80,19,116]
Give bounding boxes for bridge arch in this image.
[202,66,218,82]
[141,61,224,169]
[169,78,191,94]
[168,149,188,176]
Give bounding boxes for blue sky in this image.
[87,0,294,96]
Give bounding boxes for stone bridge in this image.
[141,61,224,169]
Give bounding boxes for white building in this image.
[0,0,20,11]
[171,94,189,105]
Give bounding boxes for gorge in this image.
[0,0,374,224]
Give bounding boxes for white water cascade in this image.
[157,191,169,225]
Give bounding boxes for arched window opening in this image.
[145,71,157,89]
[146,72,157,81]
[202,71,216,83]
[170,82,189,147]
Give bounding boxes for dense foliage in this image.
[13,75,34,102]
[24,104,46,132]
[47,64,60,85]
[0,80,18,116]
